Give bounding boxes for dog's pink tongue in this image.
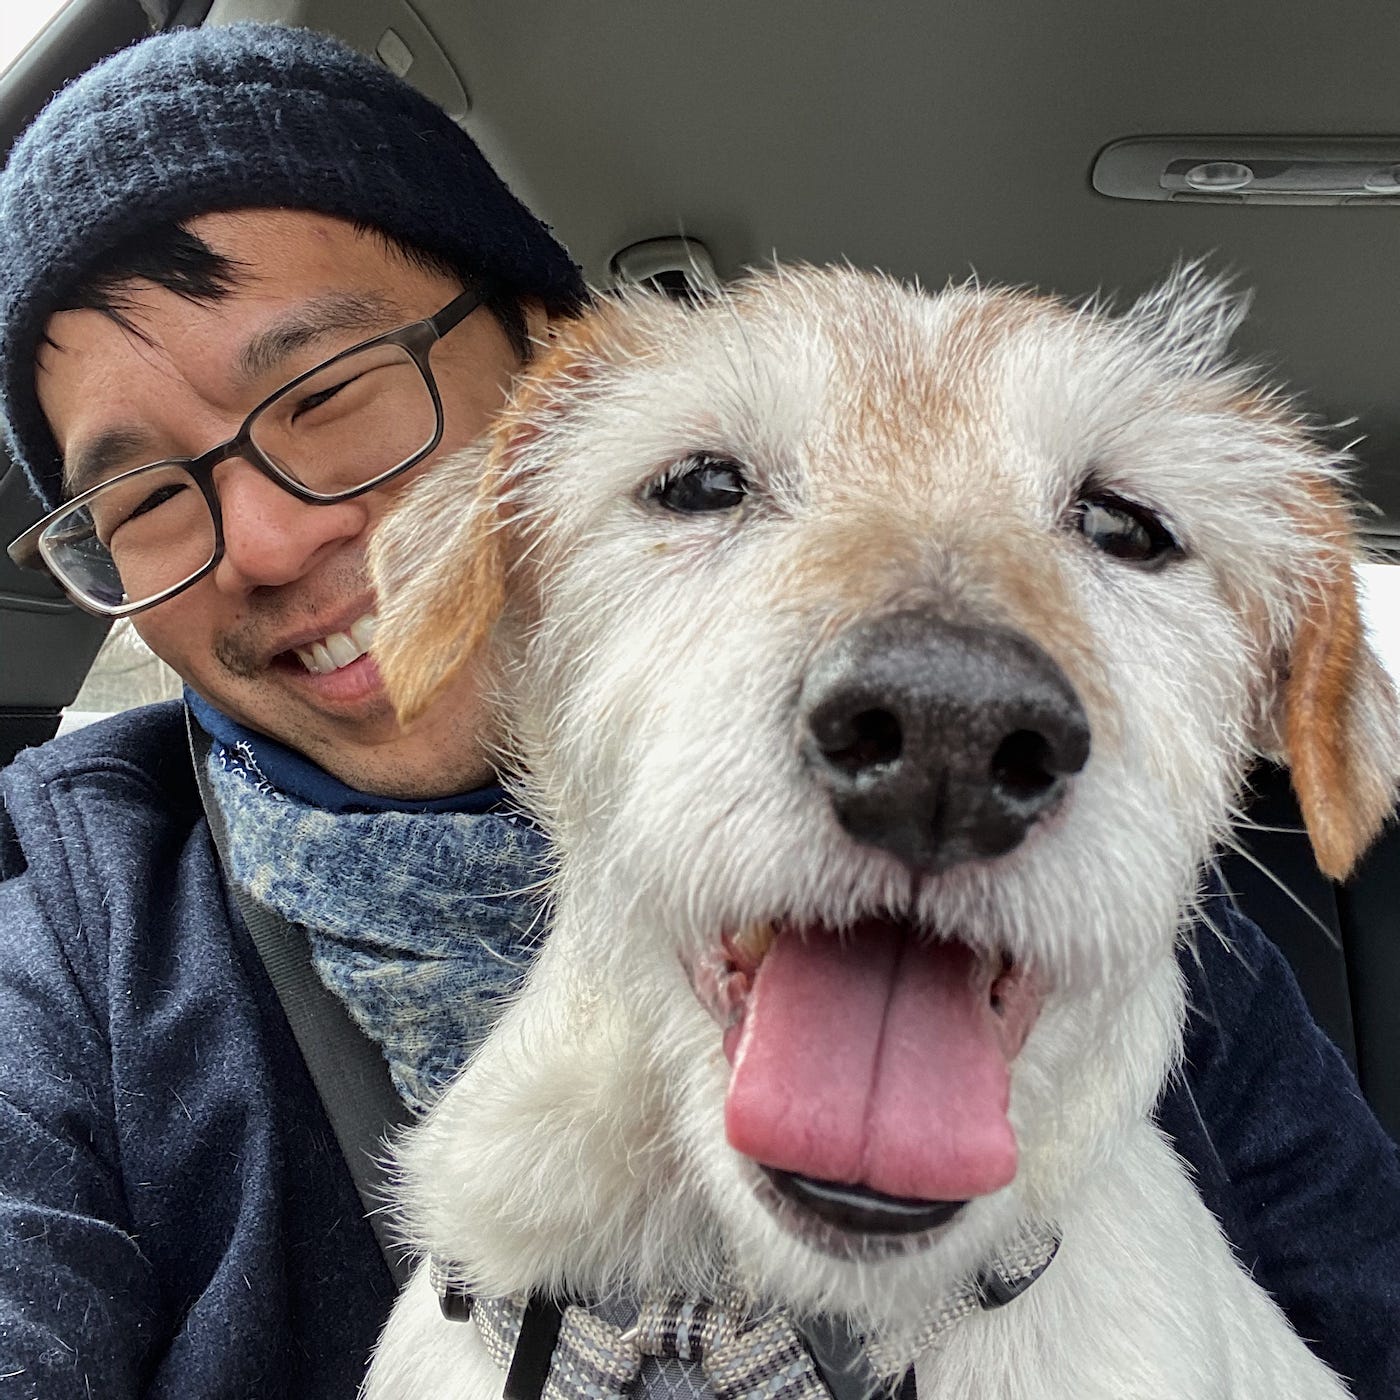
[725,922,1019,1202]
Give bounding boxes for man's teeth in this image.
[294,613,377,675]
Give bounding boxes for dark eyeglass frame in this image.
[7,282,490,618]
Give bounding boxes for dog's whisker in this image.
[1214,833,1341,949]
[1184,900,1237,959]
[1227,820,1308,837]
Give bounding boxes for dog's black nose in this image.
[800,611,1090,875]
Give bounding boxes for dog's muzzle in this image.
[799,611,1091,876]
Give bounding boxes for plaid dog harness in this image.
[474,1293,843,1400]
[433,1222,1059,1400]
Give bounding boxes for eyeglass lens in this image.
[38,342,440,611]
[250,343,438,493]
[48,462,219,610]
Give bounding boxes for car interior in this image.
[1,0,1397,1139]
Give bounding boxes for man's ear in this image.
[368,440,508,727]
[1278,485,1400,880]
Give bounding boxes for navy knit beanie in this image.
[0,22,586,511]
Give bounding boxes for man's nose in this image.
[211,457,371,590]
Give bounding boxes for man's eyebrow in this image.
[234,290,405,389]
[64,427,162,498]
[60,293,406,499]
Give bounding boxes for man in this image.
[0,23,582,1398]
[0,21,1396,1400]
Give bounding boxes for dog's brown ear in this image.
[369,440,509,727]
[1279,486,1400,880]
[369,315,616,726]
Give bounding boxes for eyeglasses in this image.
[7,283,489,617]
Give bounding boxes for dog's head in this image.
[370,267,1398,1318]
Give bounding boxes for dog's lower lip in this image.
[761,1166,966,1235]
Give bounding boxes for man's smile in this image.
[286,610,378,675]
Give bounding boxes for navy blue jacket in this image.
[2,702,1398,1397]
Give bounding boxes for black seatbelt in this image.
[186,708,415,1287]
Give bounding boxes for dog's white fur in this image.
[362,267,1399,1399]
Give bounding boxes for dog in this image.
[361,265,1398,1399]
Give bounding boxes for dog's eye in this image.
[650,455,748,514]
[1074,492,1181,568]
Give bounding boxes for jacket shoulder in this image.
[0,699,202,910]
[3,698,196,812]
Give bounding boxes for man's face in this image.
[36,209,528,796]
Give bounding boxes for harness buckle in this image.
[430,1255,476,1323]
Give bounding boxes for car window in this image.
[1,0,77,75]
[1360,561,1400,685]
[58,620,182,736]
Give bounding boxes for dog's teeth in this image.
[733,920,777,963]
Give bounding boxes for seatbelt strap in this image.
[186,708,415,1287]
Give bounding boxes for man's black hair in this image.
[58,219,536,361]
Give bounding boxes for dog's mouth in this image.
[760,1168,967,1235]
[690,916,1041,1241]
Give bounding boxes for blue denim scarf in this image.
[193,697,547,1115]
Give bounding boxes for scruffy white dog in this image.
[363,266,1398,1400]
